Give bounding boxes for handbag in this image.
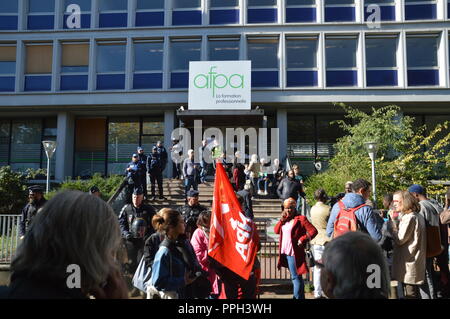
[132,255,152,293]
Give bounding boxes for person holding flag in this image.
[208,158,260,299]
[275,197,318,299]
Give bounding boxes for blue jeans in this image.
[184,175,198,196]
[287,255,305,299]
[257,177,268,193]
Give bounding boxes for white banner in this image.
[188,61,251,110]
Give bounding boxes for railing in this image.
[0,215,21,264]
[258,242,290,283]
[107,177,129,216]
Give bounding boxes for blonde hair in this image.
[11,190,121,292]
[394,190,421,214]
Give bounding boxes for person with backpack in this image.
[408,184,444,299]
[388,190,426,299]
[274,197,317,299]
[326,178,383,242]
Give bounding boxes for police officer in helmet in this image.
[19,185,47,239]
[118,187,156,296]
[177,190,207,239]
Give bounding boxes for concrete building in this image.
[0,0,449,180]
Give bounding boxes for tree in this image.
[304,104,450,206]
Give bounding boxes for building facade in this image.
[0,0,449,180]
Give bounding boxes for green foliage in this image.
[0,166,28,214]
[305,104,450,206]
[47,173,124,201]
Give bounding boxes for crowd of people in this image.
[1,151,450,300]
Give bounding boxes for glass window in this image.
[29,0,55,13]
[211,0,239,7]
[10,120,42,171]
[286,0,316,4]
[170,39,201,71]
[26,44,53,74]
[173,0,201,8]
[97,42,126,73]
[366,36,397,68]
[407,35,439,68]
[247,38,279,69]
[286,37,318,69]
[107,119,140,175]
[64,0,91,11]
[0,120,10,166]
[99,0,127,11]
[143,120,164,135]
[248,0,277,5]
[326,37,357,68]
[325,0,354,4]
[365,0,394,3]
[61,42,89,73]
[208,38,240,61]
[134,41,163,71]
[0,45,16,74]
[0,1,18,13]
[137,0,164,10]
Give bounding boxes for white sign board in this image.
[188,61,251,110]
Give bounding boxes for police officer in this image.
[125,154,142,203]
[19,185,47,239]
[118,187,156,296]
[177,190,207,239]
[89,185,101,197]
[155,141,168,173]
[147,146,166,201]
[137,147,148,199]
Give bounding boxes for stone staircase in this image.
[147,179,282,240]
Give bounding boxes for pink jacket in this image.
[190,227,219,295]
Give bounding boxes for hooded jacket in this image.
[326,193,383,242]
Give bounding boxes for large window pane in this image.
[173,0,201,8]
[366,37,397,68]
[108,119,139,175]
[247,38,279,69]
[64,0,91,11]
[97,42,126,72]
[326,37,357,68]
[0,45,16,74]
[407,36,438,68]
[208,39,240,61]
[286,38,318,69]
[0,121,10,166]
[0,1,18,13]
[75,118,106,178]
[61,43,89,73]
[29,0,55,13]
[10,120,42,171]
[170,40,201,70]
[26,44,53,74]
[248,0,277,5]
[137,0,164,9]
[286,0,316,4]
[99,0,127,11]
[143,120,164,135]
[134,41,163,71]
[211,0,239,6]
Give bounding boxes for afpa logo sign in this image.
[193,66,245,97]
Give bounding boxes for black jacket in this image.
[177,204,207,238]
[118,203,156,240]
[276,177,303,200]
[156,146,168,169]
[137,153,148,174]
[146,152,163,172]
[237,189,254,220]
[19,198,47,237]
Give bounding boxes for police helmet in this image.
[131,218,147,239]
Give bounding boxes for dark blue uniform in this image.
[119,203,156,274]
[126,160,142,203]
[156,146,168,171]
[147,151,164,198]
[137,153,148,198]
[19,198,47,237]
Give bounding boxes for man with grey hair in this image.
[183,149,199,197]
[319,231,390,299]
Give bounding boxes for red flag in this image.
[208,160,259,280]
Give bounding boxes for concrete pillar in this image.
[164,110,175,178]
[277,109,288,164]
[55,112,75,182]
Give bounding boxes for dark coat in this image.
[177,204,207,238]
[276,177,302,200]
[118,203,156,240]
[19,198,47,237]
[237,189,254,220]
[274,215,318,275]
[156,146,168,169]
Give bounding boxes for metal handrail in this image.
[0,214,21,264]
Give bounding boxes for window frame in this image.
[207,36,241,61]
[0,43,17,76]
[285,35,319,87]
[169,37,202,73]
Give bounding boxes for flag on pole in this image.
[208,160,259,280]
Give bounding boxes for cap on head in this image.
[132,153,138,158]
[137,147,143,151]
[157,141,162,145]
[29,185,44,194]
[152,146,158,151]
[187,190,199,198]
[133,187,144,196]
[89,186,100,194]
[408,184,425,195]
[283,197,297,209]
